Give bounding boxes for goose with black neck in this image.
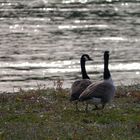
[79,51,115,112]
[70,54,93,111]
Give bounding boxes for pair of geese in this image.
[70,51,115,111]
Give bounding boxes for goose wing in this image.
[79,81,115,102]
[70,79,92,101]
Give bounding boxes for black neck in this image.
[104,54,111,80]
[81,59,90,79]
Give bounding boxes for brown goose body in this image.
[79,78,115,106]
[70,79,92,101]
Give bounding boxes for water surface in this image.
[0,0,140,93]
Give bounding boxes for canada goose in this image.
[70,54,92,111]
[79,51,115,111]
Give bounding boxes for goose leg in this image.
[75,101,79,111]
[85,103,88,112]
[92,105,99,110]
[101,104,105,109]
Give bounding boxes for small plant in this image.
[53,79,64,90]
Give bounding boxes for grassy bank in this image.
[0,84,140,140]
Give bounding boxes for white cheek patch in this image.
[84,56,88,61]
[86,97,101,105]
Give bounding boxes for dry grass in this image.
[116,84,140,102]
[0,83,140,140]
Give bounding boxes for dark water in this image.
[0,0,140,93]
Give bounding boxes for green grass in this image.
[0,84,140,140]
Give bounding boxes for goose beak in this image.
[89,57,93,61]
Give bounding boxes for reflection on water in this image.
[0,60,139,93]
[0,0,140,93]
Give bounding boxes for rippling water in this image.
[0,0,140,93]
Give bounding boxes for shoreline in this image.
[0,82,140,95]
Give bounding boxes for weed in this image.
[0,83,140,140]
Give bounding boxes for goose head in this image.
[104,51,111,80]
[80,54,92,79]
[81,54,92,62]
[104,51,109,60]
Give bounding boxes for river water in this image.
[0,0,140,93]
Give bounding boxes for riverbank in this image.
[0,84,140,140]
